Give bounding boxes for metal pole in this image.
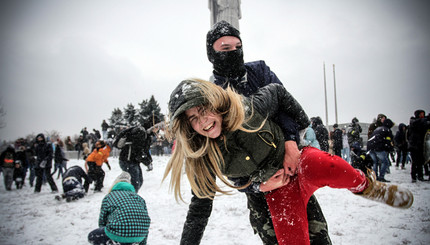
[323,62,329,127]
[333,64,338,124]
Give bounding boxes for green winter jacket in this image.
[218,111,285,183]
[99,182,150,244]
[217,83,308,183]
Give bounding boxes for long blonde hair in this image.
[163,79,259,202]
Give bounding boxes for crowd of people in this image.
[1,20,429,245]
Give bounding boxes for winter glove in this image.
[39,160,47,168]
[105,161,111,170]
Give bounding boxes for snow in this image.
[0,156,429,245]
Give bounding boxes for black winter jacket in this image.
[62,165,92,192]
[114,126,149,163]
[408,112,430,151]
[214,60,307,143]
[331,128,343,151]
[34,134,53,168]
[394,123,408,151]
[367,119,394,152]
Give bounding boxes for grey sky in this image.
[1,0,429,141]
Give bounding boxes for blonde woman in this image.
[164,79,413,245]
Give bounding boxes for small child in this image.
[88,172,150,245]
[13,160,25,189]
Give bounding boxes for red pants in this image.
[265,147,367,245]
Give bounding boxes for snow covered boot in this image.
[358,169,413,209]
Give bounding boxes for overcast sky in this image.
[1,0,429,141]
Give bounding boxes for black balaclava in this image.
[206,20,246,78]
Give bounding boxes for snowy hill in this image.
[0,156,429,245]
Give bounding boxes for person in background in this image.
[65,136,74,151]
[25,145,36,187]
[75,135,84,160]
[81,127,89,142]
[368,113,387,138]
[347,117,362,148]
[394,123,408,170]
[302,124,321,149]
[88,172,150,245]
[14,145,28,189]
[93,129,102,140]
[367,119,395,182]
[311,117,329,152]
[0,145,16,191]
[341,127,351,163]
[55,165,92,202]
[408,109,430,182]
[101,120,110,140]
[330,123,343,157]
[34,133,58,193]
[82,142,91,160]
[53,139,68,179]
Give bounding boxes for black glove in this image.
[105,162,111,170]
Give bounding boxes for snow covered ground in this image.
[0,156,429,245]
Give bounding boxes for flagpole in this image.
[333,64,338,124]
[323,62,329,127]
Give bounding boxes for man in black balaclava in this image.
[179,20,332,245]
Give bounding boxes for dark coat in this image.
[367,119,394,152]
[113,126,149,163]
[54,146,67,164]
[311,117,329,152]
[394,123,408,151]
[219,110,285,183]
[0,146,16,168]
[367,114,386,137]
[331,128,343,151]
[407,110,430,151]
[214,60,309,143]
[347,122,362,146]
[63,165,92,193]
[34,133,53,168]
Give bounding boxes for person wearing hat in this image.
[175,20,331,245]
[367,118,395,182]
[330,123,343,157]
[408,109,430,182]
[34,133,58,193]
[88,172,150,245]
[165,79,413,245]
[367,113,387,138]
[347,117,362,148]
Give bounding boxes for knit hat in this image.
[168,80,207,127]
[414,109,425,118]
[382,118,394,129]
[206,20,242,64]
[109,171,132,192]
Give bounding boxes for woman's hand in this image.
[260,169,290,192]
[283,141,300,179]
